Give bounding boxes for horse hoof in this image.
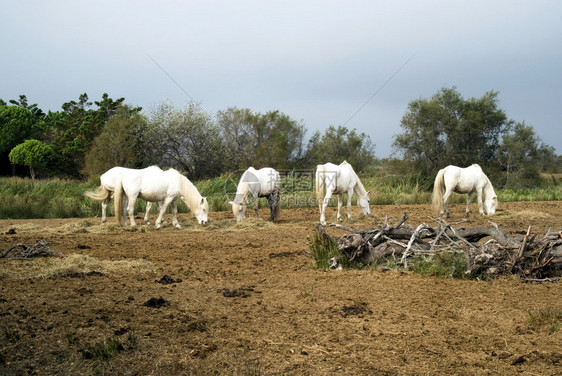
[175,225,182,230]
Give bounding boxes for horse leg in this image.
[144,201,153,225]
[253,194,260,218]
[466,192,473,217]
[337,194,343,222]
[442,189,452,218]
[126,194,137,226]
[121,196,130,226]
[320,190,333,225]
[158,202,169,224]
[101,198,108,223]
[170,199,182,229]
[267,195,274,222]
[347,190,353,220]
[476,188,484,215]
[155,197,174,230]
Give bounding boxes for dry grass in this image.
[185,216,278,232]
[495,209,553,220]
[0,253,153,280]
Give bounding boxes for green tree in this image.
[305,125,376,172]
[83,106,148,176]
[8,139,52,180]
[217,107,306,170]
[8,94,45,119]
[393,87,512,178]
[44,93,140,178]
[497,122,557,188]
[143,102,231,179]
[0,105,37,155]
[216,107,254,168]
[0,105,39,176]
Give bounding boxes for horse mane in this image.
[233,170,253,205]
[346,162,367,196]
[354,172,367,195]
[483,173,496,199]
[176,171,203,210]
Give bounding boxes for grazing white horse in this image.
[114,166,209,229]
[84,167,162,225]
[432,164,497,218]
[315,161,371,226]
[228,167,281,222]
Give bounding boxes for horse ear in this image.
[228,201,235,206]
[201,197,205,204]
[366,190,371,195]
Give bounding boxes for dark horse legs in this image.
[267,190,280,222]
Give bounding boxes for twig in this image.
[400,223,425,267]
[518,226,532,258]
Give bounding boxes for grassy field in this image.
[0,172,561,219]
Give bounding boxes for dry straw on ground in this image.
[0,253,153,280]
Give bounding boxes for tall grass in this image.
[0,172,561,219]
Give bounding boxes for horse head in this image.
[358,190,371,215]
[485,195,497,216]
[229,201,247,222]
[195,197,209,224]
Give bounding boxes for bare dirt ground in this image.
[0,201,561,375]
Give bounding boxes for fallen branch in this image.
[315,213,562,280]
[1,239,63,259]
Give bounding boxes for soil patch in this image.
[0,202,561,375]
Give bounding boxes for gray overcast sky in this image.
[2,0,561,158]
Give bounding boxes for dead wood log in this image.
[314,213,561,280]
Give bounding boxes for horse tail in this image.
[315,165,325,211]
[114,176,124,225]
[84,185,111,202]
[432,168,446,215]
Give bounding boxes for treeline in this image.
[0,94,375,181]
[1,87,560,189]
[392,87,561,188]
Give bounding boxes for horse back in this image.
[256,167,280,196]
[100,166,130,191]
[444,165,486,193]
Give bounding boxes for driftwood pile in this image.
[0,239,63,260]
[316,213,562,281]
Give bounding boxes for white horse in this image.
[228,167,281,222]
[315,161,371,226]
[84,166,162,225]
[432,164,497,218]
[114,166,209,229]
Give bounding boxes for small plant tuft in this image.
[309,231,341,269]
[527,306,562,333]
[2,326,20,343]
[66,331,79,346]
[81,336,124,361]
[411,252,470,279]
